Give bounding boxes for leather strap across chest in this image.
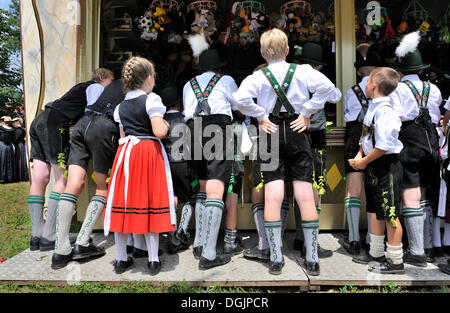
[261,64,297,116]
[190,74,223,117]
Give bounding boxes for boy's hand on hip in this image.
[348,157,367,170]
[259,118,278,134]
[290,115,310,133]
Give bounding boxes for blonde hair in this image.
[91,68,114,83]
[369,67,400,96]
[122,57,156,91]
[260,29,288,62]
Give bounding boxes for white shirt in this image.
[114,90,166,127]
[344,76,370,122]
[233,61,336,121]
[361,97,403,155]
[182,72,239,121]
[390,74,442,124]
[444,97,450,111]
[86,83,105,106]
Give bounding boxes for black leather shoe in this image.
[132,247,148,259]
[343,239,360,256]
[167,241,190,255]
[224,242,244,256]
[293,239,304,251]
[39,238,55,251]
[51,252,73,270]
[318,245,333,258]
[127,245,133,254]
[438,263,450,275]
[403,251,427,267]
[114,257,134,274]
[243,245,270,260]
[175,229,190,245]
[72,243,105,260]
[443,245,450,256]
[30,237,40,251]
[148,261,161,276]
[199,254,231,270]
[352,250,385,264]
[303,260,320,276]
[425,248,435,263]
[369,259,405,274]
[269,258,285,275]
[433,246,444,258]
[193,246,203,260]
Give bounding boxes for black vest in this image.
[118,95,155,137]
[0,126,15,145]
[46,80,97,121]
[87,79,125,118]
[162,111,186,163]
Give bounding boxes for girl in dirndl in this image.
[103,57,176,276]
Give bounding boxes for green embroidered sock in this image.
[75,195,106,247]
[193,193,206,249]
[252,203,268,250]
[264,220,283,263]
[179,202,194,233]
[55,193,78,255]
[302,220,319,263]
[201,199,224,261]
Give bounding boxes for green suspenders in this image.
[190,74,223,117]
[261,64,297,116]
[402,80,430,109]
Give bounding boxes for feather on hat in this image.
[395,31,420,58]
[187,32,210,58]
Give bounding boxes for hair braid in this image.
[122,56,155,92]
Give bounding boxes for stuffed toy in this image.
[249,11,262,33]
[384,16,395,38]
[137,11,159,41]
[153,7,171,26]
[257,13,271,33]
[397,21,408,34]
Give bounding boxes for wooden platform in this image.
[0,232,448,290]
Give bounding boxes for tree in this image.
[0,0,23,118]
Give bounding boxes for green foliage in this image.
[0,0,23,117]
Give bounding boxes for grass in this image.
[0,182,31,260]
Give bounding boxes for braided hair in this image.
[122,57,156,92]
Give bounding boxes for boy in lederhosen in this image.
[28,69,113,253]
[159,85,198,254]
[342,44,384,256]
[291,43,341,259]
[234,29,337,276]
[349,67,405,273]
[389,31,442,267]
[52,77,124,269]
[183,35,240,270]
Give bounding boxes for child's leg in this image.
[28,160,51,242]
[385,219,404,265]
[251,187,268,250]
[144,233,159,263]
[280,198,290,239]
[224,192,240,253]
[264,180,284,264]
[74,172,107,248]
[443,222,450,247]
[420,188,434,251]
[193,181,207,250]
[293,181,319,264]
[402,187,425,256]
[369,213,386,259]
[114,232,129,262]
[345,172,363,244]
[433,218,442,248]
[201,179,225,261]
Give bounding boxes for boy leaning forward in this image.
[233,29,336,276]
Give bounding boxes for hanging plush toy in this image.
[257,13,271,33]
[397,21,408,34]
[137,11,159,41]
[384,16,395,38]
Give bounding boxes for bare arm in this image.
[349,148,386,170]
[151,116,170,140]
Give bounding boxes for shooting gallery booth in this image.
[20,0,450,231]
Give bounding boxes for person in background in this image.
[0,116,15,183]
[12,117,29,182]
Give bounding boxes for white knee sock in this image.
[144,233,159,262]
[114,232,128,262]
[369,234,385,258]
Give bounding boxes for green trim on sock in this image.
[302,220,320,229]
[28,195,45,204]
[91,196,106,205]
[264,221,282,228]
